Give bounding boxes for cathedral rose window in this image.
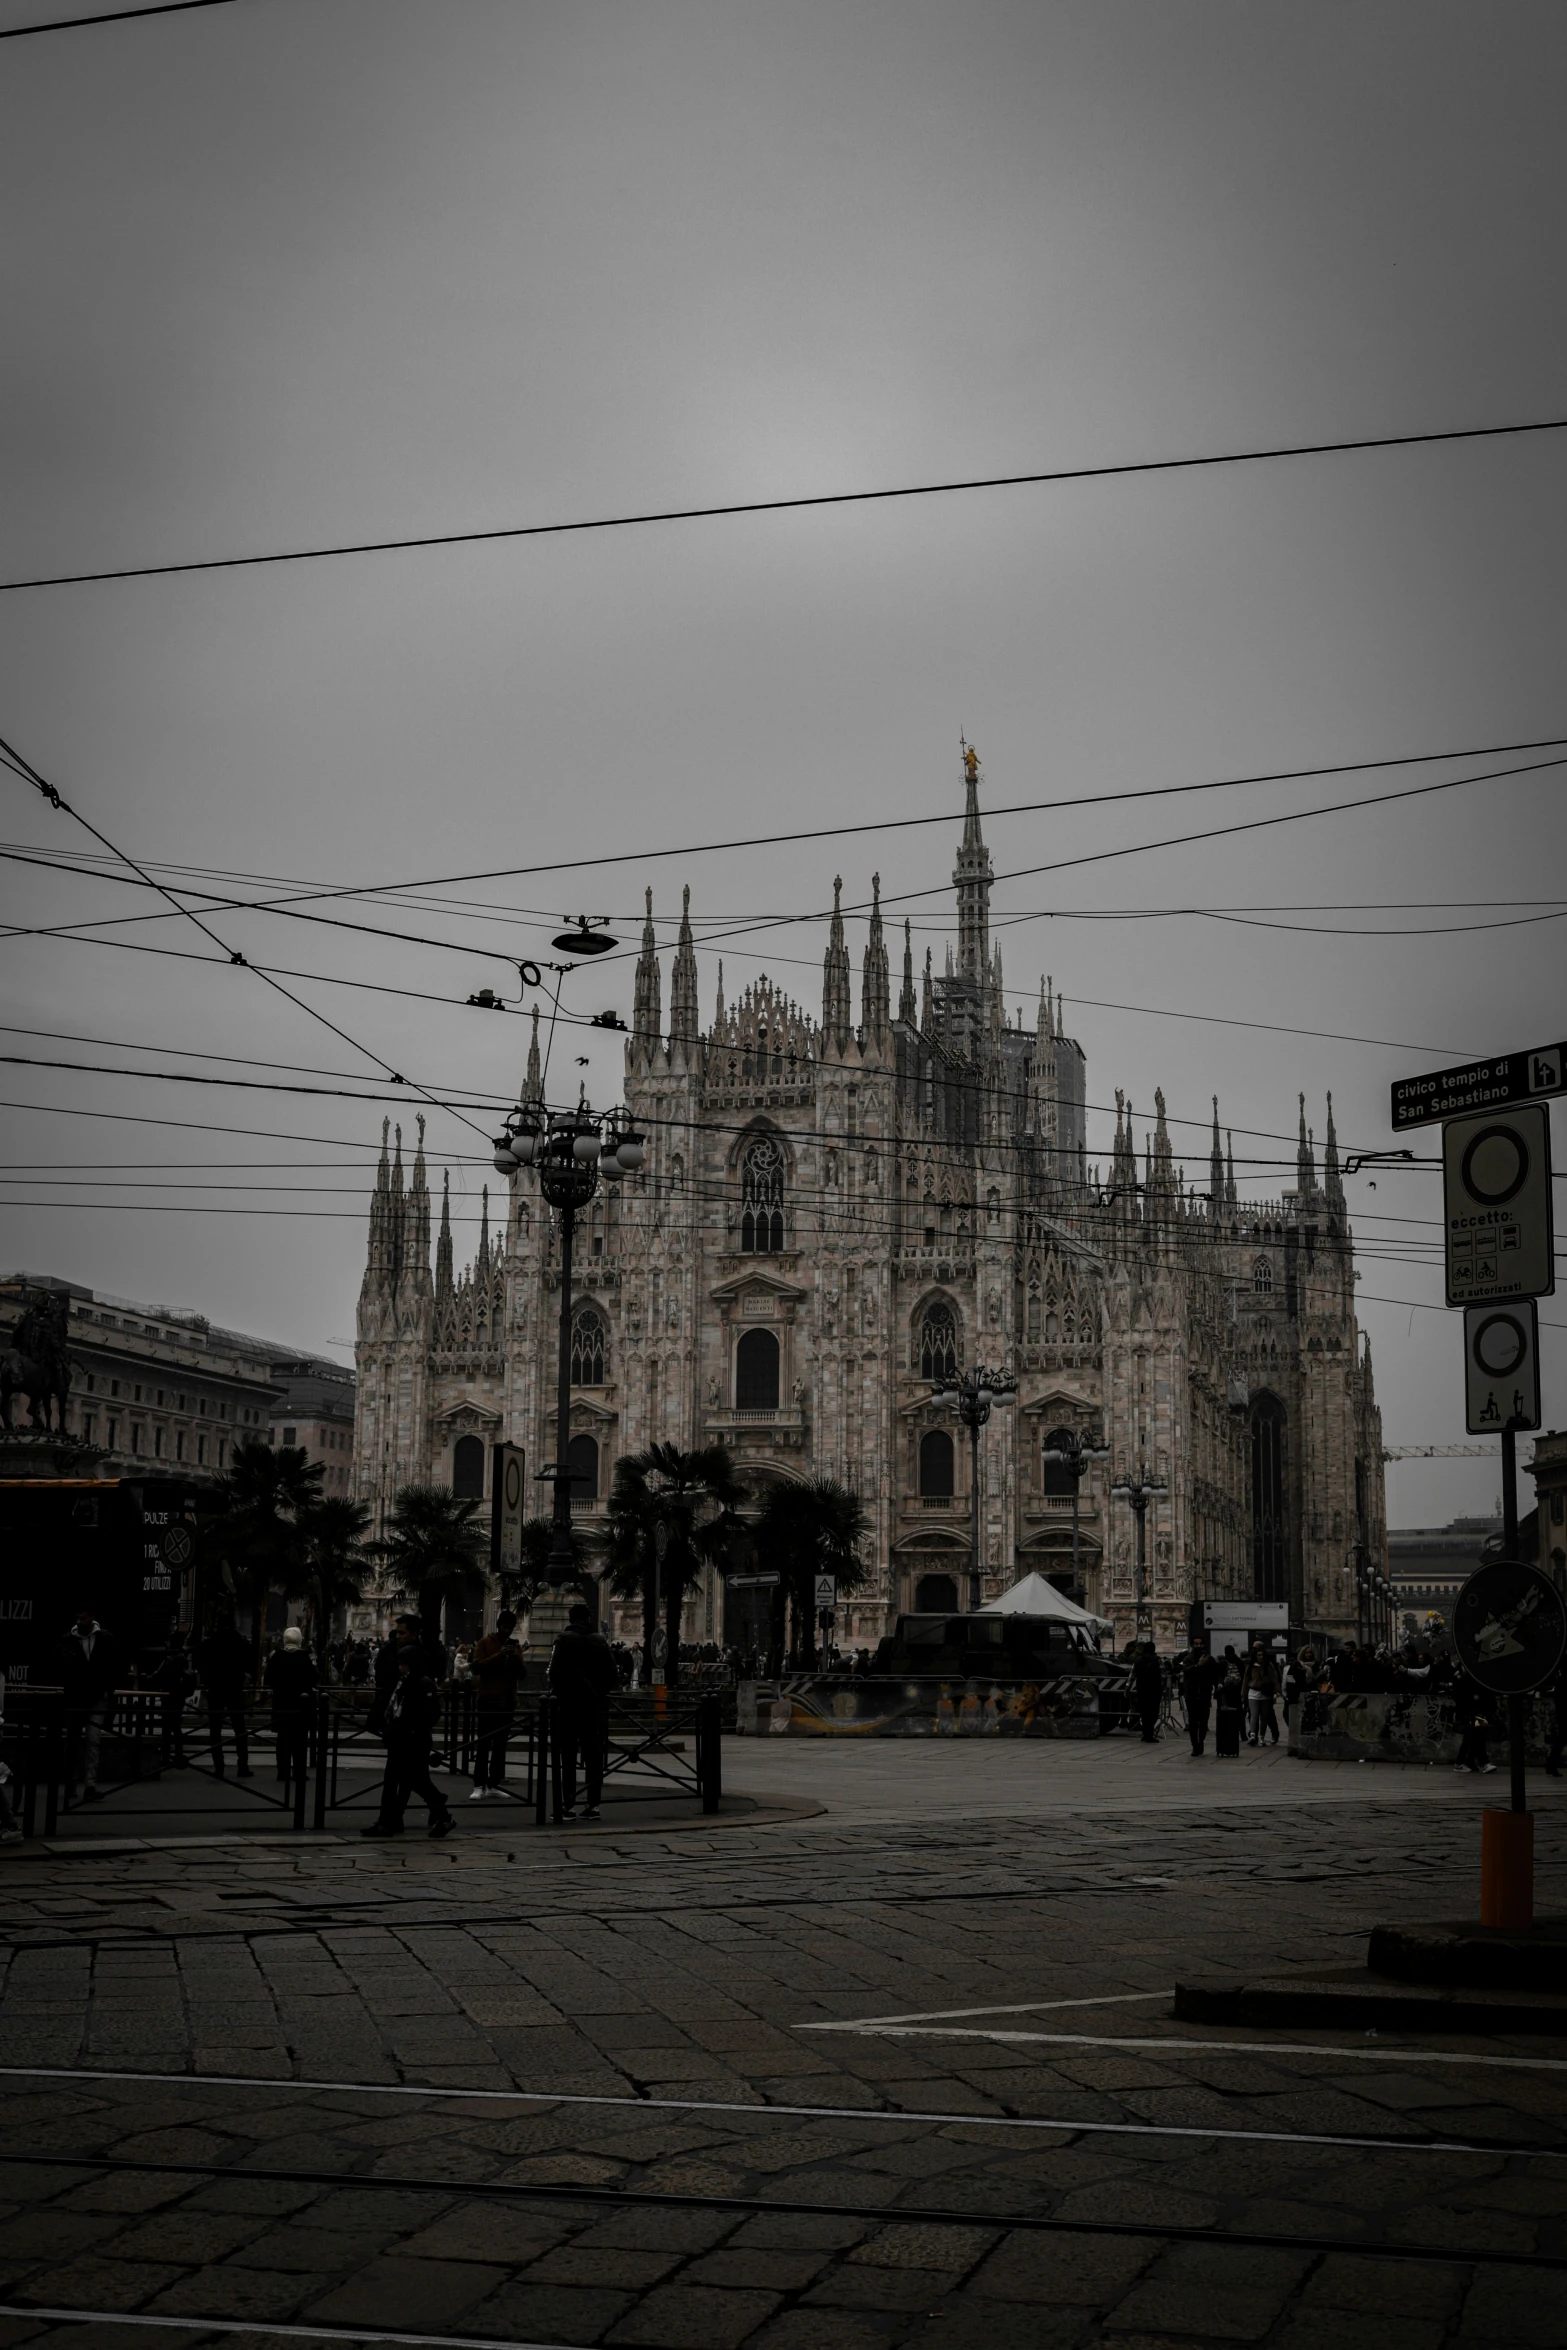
[740,1134,785,1254]
[571,1305,607,1386]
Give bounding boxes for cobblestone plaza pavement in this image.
[1,1740,1564,2350]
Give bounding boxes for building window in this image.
[1041,1428,1078,1497]
[452,1434,485,1498]
[134,1385,143,1403]
[1251,1393,1288,1603]
[1253,1256,1273,1293]
[197,1435,206,1465]
[217,1439,226,1467]
[111,1380,120,1398]
[154,1429,164,1458]
[918,1302,958,1382]
[107,1421,118,1449]
[176,1431,185,1462]
[918,1429,955,1498]
[740,1134,785,1254]
[81,1416,95,1444]
[570,1306,606,1386]
[283,1426,297,1446]
[566,1432,599,1501]
[735,1327,780,1409]
[131,1426,143,1454]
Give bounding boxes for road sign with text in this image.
[1392,1040,1565,1132]
[1464,1300,1541,1434]
[1442,1104,1554,1305]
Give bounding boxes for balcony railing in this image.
[919,1494,956,1510]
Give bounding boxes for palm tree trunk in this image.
[664,1575,683,1690]
[641,1557,658,1686]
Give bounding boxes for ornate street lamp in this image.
[1040,1426,1111,1605]
[493,1101,645,1585]
[929,1364,1016,1612]
[1110,1465,1169,1644]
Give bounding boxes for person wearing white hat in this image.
[264,1623,318,1791]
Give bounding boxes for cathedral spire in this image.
[822,875,852,1053]
[669,885,699,1051]
[435,1169,453,1304]
[632,888,662,1065]
[953,741,993,985]
[898,918,917,1025]
[921,945,935,1035]
[1324,1090,1343,1205]
[1210,1097,1224,1215]
[476,1184,491,1283]
[524,1005,542,1104]
[1297,1093,1316,1192]
[407,1113,431,1282]
[388,1123,406,1293]
[860,873,890,1044]
[715,960,725,1025]
[1225,1130,1236,1209]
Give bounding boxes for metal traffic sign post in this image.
[813,1573,837,1665]
[1452,1558,1567,1929]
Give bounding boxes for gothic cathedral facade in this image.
[353,753,1387,1649]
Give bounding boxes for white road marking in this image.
[0,2308,566,2350]
[0,2063,1556,2158]
[809,1990,1173,2026]
[795,2023,1567,2073]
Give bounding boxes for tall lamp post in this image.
[930,1364,1016,1611]
[1110,1464,1169,1644]
[1040,1426,1111,1605]
[494,1101,645,1586]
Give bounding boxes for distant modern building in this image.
[0,1274,352,1485]
[1389,1513,1502,1631]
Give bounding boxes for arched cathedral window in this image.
[571,1304,606,1386]
[918,1301,958,1382]
[1253,1256,1274,1293]
[740,1134,785,1254]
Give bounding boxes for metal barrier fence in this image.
[0,1680,721,1836]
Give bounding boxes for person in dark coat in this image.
[1451,1671,1496,1774]
[1132,1642,1163,1743]
[548,1603,619,1821]
[263,1626,318,1787]
[58,1607,125,1801]
[1214,1648,1245,1757]
[1181,1637,1219,1758]
[368,1615,421,1736]
[468,1610,526,1799]
[198,1613,253,1777]
[362,1647,454,1837]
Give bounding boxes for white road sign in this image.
[1464,1300,1541,1434]
[1442,1103,1555,1305]
[814,1574,837,1613]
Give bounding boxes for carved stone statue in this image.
[1,1289,72,1433]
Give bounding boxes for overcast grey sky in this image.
[2,0,1564,1526]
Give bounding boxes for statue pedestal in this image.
[525,1576,600,1663]
[0,1433,111,1480]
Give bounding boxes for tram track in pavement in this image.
[3,2148,1563,2273]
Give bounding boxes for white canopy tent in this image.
[977,1571,1115,1635]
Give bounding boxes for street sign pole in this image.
[1501,1418,1525,1817]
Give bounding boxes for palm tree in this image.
[600,1442,742,1687]
[512,1515,591,1616]
[752,1475,870,1668]
[297,1494,375,1673]
[203,1438,324,1678]
[376,1482,489,1647]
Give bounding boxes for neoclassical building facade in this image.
[353,754,1386,1649]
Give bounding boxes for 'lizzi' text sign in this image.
[1391,1041,1565,1132]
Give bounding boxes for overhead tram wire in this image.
[0,1,241,35]
[0,727,492,1147]
[5,412,1567,597]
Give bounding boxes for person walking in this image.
[1214,1648,1245,1757]
[198,1612,254,1778]
[548,1602,618,1822]
[1245,1646,1280,1747]
[1132,1641,1163,1743]
[263,1625,318,1790]
[1182,1636,1219,1758]
[1452,1669,1496,1774]
[468,1609,526,1800]
[58,1607,126,1803]
[362,1644,454,1837]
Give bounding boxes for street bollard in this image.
[1481,1808,1534,1930]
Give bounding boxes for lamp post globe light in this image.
[930,1364,1016,1612]
[1109,1464,1169,1645]
[492,1100,645,1586]
[1040,1426,1111,1608]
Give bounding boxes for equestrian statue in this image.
[0,1289,74,1433]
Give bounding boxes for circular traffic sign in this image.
[1470,1310,1530,1381]
[504,1455,523,1512]
[1452,1558,1566,1695]
[1460,1123,1530,1207]
[162,1524,193,1568]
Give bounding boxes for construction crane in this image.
[1381,1443,1514,1461]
